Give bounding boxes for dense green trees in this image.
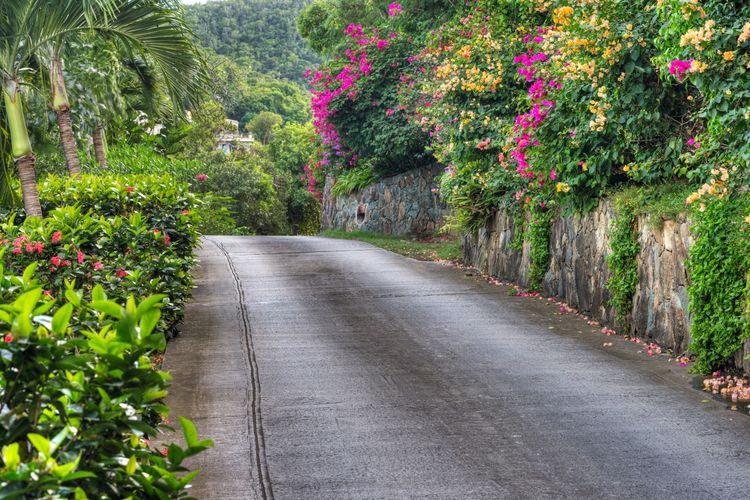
[185,0,320,85]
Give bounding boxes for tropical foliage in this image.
[300,0,750,371]
[0,175,210,496]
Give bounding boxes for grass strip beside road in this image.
[321,230,463,262]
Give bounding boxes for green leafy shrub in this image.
[0,274,211,497]
[288,189,322,235]
[1,206,195,339]
[39,174,202,259]
[0,174,210,496]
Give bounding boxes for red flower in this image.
[116,269,128,278]
[160,447,168,456]
[43,290,53,298]
[11,248,21,254]
[181,209,190,216]
[77,251,85,264]
[3,333,11,343]
[62,260,71,266]
[93,261,104,271]
[51,231,62,243]
[51,256,62,267]
[34,242,44,254]
[164,235,171,246]
[25,243,34,253]
[152,229,161,234]
[125,186,135,192]
[196,174,208,182]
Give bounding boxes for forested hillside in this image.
[186,0,320,85]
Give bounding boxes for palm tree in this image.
[46,0,207,171]
[0,0,206,215]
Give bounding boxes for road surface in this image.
[165,236,750,499]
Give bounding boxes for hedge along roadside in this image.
[0,174,211,497]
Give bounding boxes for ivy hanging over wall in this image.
[687,192,750,373]
[606,193,642,331]
[527,207,552,292]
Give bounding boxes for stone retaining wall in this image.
[464,200,698,358]
[321,165,449,235]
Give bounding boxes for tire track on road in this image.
[211,238,274,500]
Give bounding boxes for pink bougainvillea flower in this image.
[345,23,363,39]
[687,137,701,149]
[668,59,692,81]
[388,2,402,16]
[51,231,62,243]
[196,174,208,182]
[550,169,557,181]
[93,261,104,271]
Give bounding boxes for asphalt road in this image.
[165,236,750,500]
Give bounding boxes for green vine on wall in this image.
[606,193,642,331]
[527,207,552,292]
[688,194,750,373]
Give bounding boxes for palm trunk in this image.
[50,57,81,176]
[3,79,42,216]
[16,154,42,217]
[93,124,108,168]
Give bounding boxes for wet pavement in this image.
[164,236,750,500]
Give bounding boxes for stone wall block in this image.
[322,165,449,236]
[465,199,696,358]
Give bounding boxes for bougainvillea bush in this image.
[0,175,210,496]
[306,3,433,185]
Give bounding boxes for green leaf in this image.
[126,455,137,475]
[179,417,199,448]
[65,288,82,307]
[90,300,124,318]
[139,309,161,338]
[91,284,107,302]
[178,468,202,488]
[1,443,20,470]
[22,262,38,284]
[52,303,74,334]
[27,433,51,459]
[135,294,167,320]
[49,427,70,456]
[53,453,81,478]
